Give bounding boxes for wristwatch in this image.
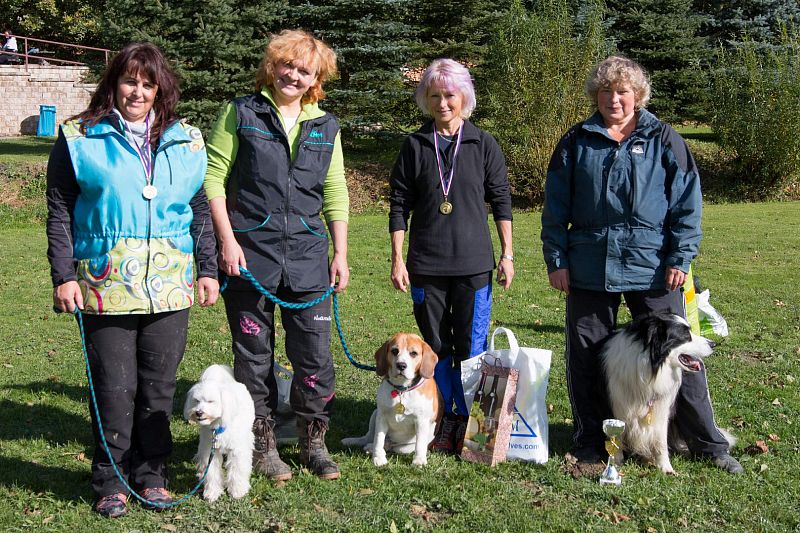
[500,254,514,262]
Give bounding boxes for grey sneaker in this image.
[711,453,744,474]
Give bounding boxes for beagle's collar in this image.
[389,376,425,398]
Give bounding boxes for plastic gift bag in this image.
[461,327,551,463]
[697,289,729,337]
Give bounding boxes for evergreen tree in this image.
[606,0,708,122]
[287,0,421,133]
[103,0,288,132]
[695,0,800,46]
[414,0,511,65]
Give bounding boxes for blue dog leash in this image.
[221,266,375,371]
[63,306,218,509]
[57,265,374,508]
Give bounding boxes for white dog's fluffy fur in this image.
[183,364,255,502]
[341,333,442,467]
[601,312,735,474]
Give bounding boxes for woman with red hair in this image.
[204,29,348,481]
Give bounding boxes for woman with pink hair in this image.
[389,58,514,453]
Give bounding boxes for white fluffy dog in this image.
[183,364,255,502]
[601,312,735,474]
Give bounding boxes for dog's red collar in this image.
[389,376,425,398]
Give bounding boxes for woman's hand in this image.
[548,268,570,295]
[218,238,247,277]
[197,277,220,307]
[665,266,687,291]
[329,252,349,293]
[391,257,410,292]
[53,281,83,313]
[496,257,515,290]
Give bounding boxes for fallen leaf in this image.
[409,504,427,517]
[26,401,34,407]
[612,511,631,523]
[759,463,768,473]
[547,404,554,413]
[768,434,780,442]
[786,374,796,383]
[389,520,399,533]
[161,525,177,532]
[42,516,54,524]
[76,452,86,462]
[771,398,782,406]
[4,363,13,368]
[358,488,373,496]
[745,441,769,455]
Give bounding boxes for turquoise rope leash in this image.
[67,307,218,509]
[222,266,376,372]
[58,265,374,509]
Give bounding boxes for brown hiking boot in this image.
[429,413,460,454]
[297,419,340,479]
[253,417,292,481]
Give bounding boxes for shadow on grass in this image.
[0,136,55,159]
[0,456,92,502]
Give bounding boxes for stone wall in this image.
[0,65,96,137]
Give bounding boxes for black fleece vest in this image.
[226,93,340,292]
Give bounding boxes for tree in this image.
[1,0,102,46]
[287,0,421,133]
[479,0,609,205]
[695,0,800,47]
[606,0,708,122]
[103,0,288,132]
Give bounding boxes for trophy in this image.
[599,419,626,486]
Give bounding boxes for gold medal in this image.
[395,402,405,415]
[439,201,453,215]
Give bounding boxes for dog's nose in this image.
[194,409,204,418]
[706,340,716,350]
[396,362,407,371]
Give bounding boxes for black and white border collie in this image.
[601,312,735,474]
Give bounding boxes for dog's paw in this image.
[227,481,251,499]
[203,487,223,503]
[411,455,428,467]
[373,454,389,467]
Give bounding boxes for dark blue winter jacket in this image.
[541,109,702,292]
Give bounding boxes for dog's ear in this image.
[183,386,197,423]
[419,340,438,379]
[217,386,236,426]
[374,338,392,377]
[647,318,673,374]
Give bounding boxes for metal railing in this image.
[1,34,111,71]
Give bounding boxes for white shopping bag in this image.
[462,327,551,463]
[697,289,729,337]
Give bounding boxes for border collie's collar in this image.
[389,376,425,398]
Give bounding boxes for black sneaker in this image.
[569,446,604,464]
[95,493,128,518]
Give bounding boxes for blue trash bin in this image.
[37,105,57,137]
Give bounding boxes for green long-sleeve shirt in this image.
[203,89,348,223]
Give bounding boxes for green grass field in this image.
[1,204,799,531]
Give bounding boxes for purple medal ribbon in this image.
[121,114,156,199]
[433,123,463,202]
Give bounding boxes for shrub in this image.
[476,0,610,206]
[710,28,800,199]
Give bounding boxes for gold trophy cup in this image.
[599,419,625,486]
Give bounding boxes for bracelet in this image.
[500,254,514,262]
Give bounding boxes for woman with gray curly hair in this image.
[541,55,743,474]
[389,58,514,454]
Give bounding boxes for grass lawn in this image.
[0,136,54,164]
[1,205,799,531]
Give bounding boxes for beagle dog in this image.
[341,333,442,466]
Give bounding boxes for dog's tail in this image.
[340,409,377,450]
